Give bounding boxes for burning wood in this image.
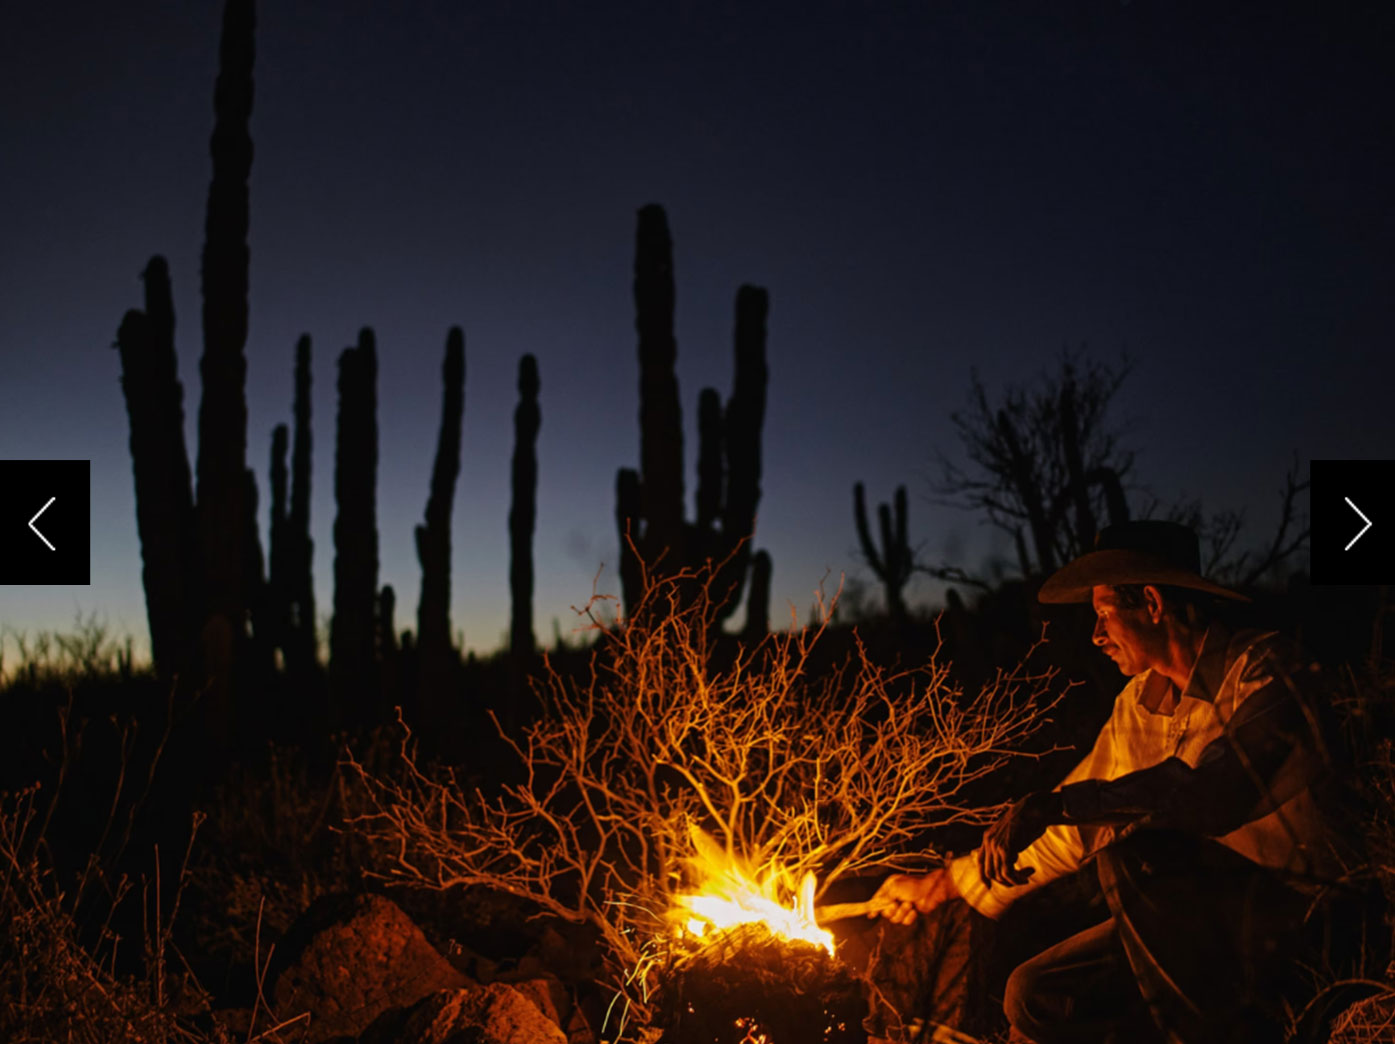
[658,922,866,1044]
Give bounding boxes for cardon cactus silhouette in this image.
[853,482,913,621]
[743,549,772,642]
[378,584,398,659]
[415,328,464,719]
[114,256,199,676]
[196,0,256,687]
[615,205,771,630]
[509,353,540,660]
[265,335,319,677]
[114,0,258,694]
[331,329,379,722]
[287,334,317,672]
[242,466,271,677]
[268,422,290,654]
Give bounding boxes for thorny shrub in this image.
[344,565,1070,1037]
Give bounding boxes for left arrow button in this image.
[29,496,56,551]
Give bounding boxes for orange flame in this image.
[671,826,835,958]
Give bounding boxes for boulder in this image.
[364,983,568,1044]
[501,975,569,1029]
[270,892,469,1042]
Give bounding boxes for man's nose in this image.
[1092,617,1107,645]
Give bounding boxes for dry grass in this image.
[186,742,375,973]
[0,782,211,1043]
[0,621,309,1043]
[0,614,142,688]
[344,564,1069,1039]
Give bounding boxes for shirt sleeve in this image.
[949,687,1131,919]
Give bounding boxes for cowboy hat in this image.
[1037,520,1248,604]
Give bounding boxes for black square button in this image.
[0,460,91,585]
[1310,459,1395,585]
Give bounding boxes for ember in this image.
[658,922,866,1044]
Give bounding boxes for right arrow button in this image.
[1311,460,1394,584]
[1344,496,1373,551]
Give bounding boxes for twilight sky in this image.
[1,0,1391,659]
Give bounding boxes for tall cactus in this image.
[853,482,913,621]
[195,0,256,684]
[114,256,198,676]
[634,205,686,564]
[616,469,643,613]
[243,467,272,677]
[695,388,722,538]
[378,585,398,658]
[615,205,770,626]
[709,284,768,624]
[415,328,464,716]
[509,354,540,659]
[331,329,379,719]
[287,334,316,671]
[267,422,290,656]
[743,549,772,641]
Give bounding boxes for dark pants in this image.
[1005,831,1318,1044]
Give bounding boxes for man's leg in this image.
[1003,918,1160,1044]
[1096,830,1310,1044]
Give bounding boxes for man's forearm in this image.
[1056,760,1195,825]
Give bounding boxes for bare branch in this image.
[934,349,1134,577]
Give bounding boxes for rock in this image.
[269,892,469,1042]
[564,1003,598,1044]
[364,983,568,1044]
[441,937,499,984]
[533,923,603,983]
[501,975,569,1029]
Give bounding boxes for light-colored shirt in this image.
[949,623,1348,919]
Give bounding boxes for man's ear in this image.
[1142,584,1166,624]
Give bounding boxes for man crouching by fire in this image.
[871,521,1365,1044]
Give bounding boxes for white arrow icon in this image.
[29,496,56,551]
[1344,496,1372,551]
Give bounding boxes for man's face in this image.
[1090,585,1158,676]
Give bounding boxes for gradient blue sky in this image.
[2,0,1391,659]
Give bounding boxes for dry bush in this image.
[1329,987,1395,1044]
[345,565,1067,1038]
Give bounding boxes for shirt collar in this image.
[1137,670,1175,715]
[1134,621,1230,714]
[1179,621,1230,705]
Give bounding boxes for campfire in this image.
[658,828,865,1044]
[671,827,835,957]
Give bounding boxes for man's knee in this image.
[1002,953,1050,1042]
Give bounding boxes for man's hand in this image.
[868,867,959,926]
[978,790,1063,887]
